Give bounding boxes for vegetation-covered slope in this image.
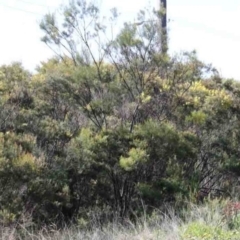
[0,0,240,230]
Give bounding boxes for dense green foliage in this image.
[0,0,240,228]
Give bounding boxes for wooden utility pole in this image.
[160,0,167,29]
[160,0,167,53]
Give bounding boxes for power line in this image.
[0,2,44,16]
[16,0,50,8]
[172,17,240,42]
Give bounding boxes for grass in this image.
[2,199,240,240]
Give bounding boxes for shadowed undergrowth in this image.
[2,199,240,240]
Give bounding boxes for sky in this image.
[0,0,239,80]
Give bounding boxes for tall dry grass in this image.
[2,199,240,240]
